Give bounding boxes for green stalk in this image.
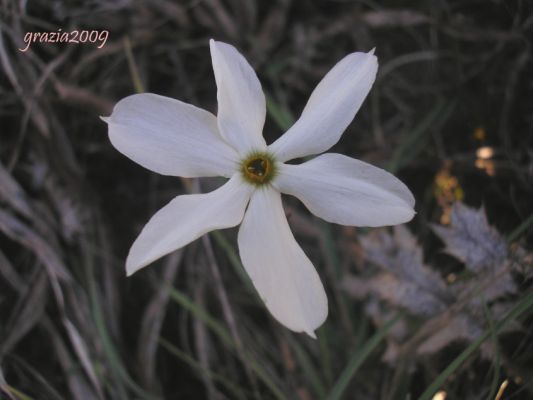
[417,290,533,400]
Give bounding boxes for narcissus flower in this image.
[102,40,415,337]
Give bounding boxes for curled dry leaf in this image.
[346,225,451,317]
[431,202,508,273]
[433,202,517,307]
[345,203,525,363]
[345,272,447,317]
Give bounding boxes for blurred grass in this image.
[159,337,248,400]
[418,289,533,400]
[168,285,286,400]
[507,211,533,243]
[1,1,532,399]
[327,315,401,400]
[4,385,34,400]
[386,99,456,174]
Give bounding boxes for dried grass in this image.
[1,1,532,399]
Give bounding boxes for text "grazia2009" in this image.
[19,29,109,52]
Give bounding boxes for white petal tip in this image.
[305,330,318,339]
[369,47,376,55]
[125,263,138,277]
[100,116,110,123]
[406,207,417,221]
[389,207,416,226]
[125,256,146,277]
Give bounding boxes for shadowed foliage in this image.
[1,1,533,399]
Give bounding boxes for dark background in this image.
[1,1,532,399]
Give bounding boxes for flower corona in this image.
[241,151,277,185]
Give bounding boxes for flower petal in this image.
[269,50,378,162]
[210,39,267,154]
[274,153,415,227]
[104,93,238,178]
[127,174,253,276]
[237,188,328,337]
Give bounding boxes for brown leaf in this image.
[345,273,447,317]
[452,264,516,307]
[346,221,521,361]
[417,315,483,355]
[432,202,507,273]
[361,226,450,299]
[348,226,452,316]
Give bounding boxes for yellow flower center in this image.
[241,151,277,185]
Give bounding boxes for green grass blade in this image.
[87,265,156,399]
[4,385,35,400]
[506,211,533,243]
[483,301,502,400]
[327,315,401,400]
[124,36,145,94]
[90,291,157,399]
[318,328,334,386]
[417,290,533,400]
[266,94,295,131]
[210,231,253,292]
[318,221,341,280]
[159,338,248,400]
[387,100,455,173]
[287,337,327,398]
[167,286,287,400]
[168,286,234,346]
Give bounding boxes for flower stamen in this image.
[241,151,277,185]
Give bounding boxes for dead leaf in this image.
[452,265,516,308]
[432,202,507,273]
[417,315,483,355]
[361,226,450,299]
[345,272,447,317]
[346,216,523,362]
[351,225,452,313]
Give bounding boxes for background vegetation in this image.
[1,0,532,399]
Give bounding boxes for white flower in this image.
[102,39,415,338]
